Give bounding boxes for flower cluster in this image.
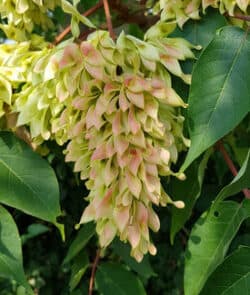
[0,0,198,258]
[150,0,250,27]
[0,0,201,260]
[0,36,49,122]
[62,31,194,261]
[9,28,196,261]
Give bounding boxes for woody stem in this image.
[215,141,250,199]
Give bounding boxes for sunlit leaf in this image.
[182,27,250,170]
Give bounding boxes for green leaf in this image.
[171,8,227,48]
[61,0,95,29]
[185,153,250,295]
[212,149,250,206]
[69,251,89,291]
[21,223,49,245]
[0,132,61,223]
[96,263,147,295]
[0,205,32,293]
[63,222,95,264]
[201,246,250,295]
[170,149,211,243]
[112,239,156,279]
[182,26,250,170]
[184,199,250,295]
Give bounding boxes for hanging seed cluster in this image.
[0,1,233,260]
[0,24,197,260]
[150,0,249,27]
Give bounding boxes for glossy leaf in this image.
[63,222,95,264]
[0,132,61,223]
[182,26,250,170]
[170,149,211,243]
[201,246,250,295]
[96,263,147,295]
[0,205,32,293]
[184,199,250,295]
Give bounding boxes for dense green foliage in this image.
[0,0,249,294]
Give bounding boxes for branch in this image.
[88,249,101,295]
[215,141,250,199]
[224,12,250,22]
[54,1,104,45]
[103,0,116,40]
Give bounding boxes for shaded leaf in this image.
[201,246,250,295]
[182,27,250,170]
[96,263,146,295]
[170,149,211,243]
[0,132,61,223]
[0,205,32,293]
[21,224,49,245]
[69,251,89,291]
[212,149,250,206]
[112,239,156,279]
[63,222,95,264]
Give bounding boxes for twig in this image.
[215,141,250,199]
[88,249,101,295]
[224,12,250,22]
[103,0,116,40]
[216,141,238,177]
[54,1,104,45]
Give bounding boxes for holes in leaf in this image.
[214,211,220,217]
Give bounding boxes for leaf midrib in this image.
[193,29,248,146]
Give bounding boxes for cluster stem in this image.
[88,249,101,295]
[103,0,116,40]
